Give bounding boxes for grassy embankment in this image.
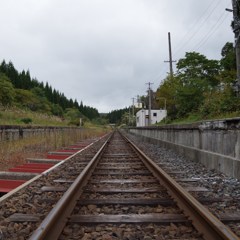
[0,108,110,171]
[0,107,67,126]
[158,111,240,126]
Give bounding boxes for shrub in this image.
[20,118,32,124]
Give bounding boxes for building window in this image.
[153,112,157,117]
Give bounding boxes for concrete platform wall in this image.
[127,118,240,179]
[0,126,82,142]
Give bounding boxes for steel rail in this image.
[28,133,113,240]
[121,132,238,240]
[0,134,109,203]
[0,139,97,203]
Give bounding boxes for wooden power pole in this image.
[164,32,176,78]
[231,0,240,94]
[146,82,153,126]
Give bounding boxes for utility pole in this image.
[146,82,153,126]
[131,97,135,126]
[128,107,131,126]
[164,32,176,78]
[231,0,240,94]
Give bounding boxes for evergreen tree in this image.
[74,99,79,108]
[0,59,101,120]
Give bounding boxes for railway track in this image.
[0,130,239,239]
[16,131,237,239]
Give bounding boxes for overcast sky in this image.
[0,0,233,113]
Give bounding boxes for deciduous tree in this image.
[0,74,15,107]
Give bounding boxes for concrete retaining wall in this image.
[127,118,240,179]
[0,126,82,142]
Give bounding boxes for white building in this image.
[136,109,167,127]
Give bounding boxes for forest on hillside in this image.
[0,61,100,125]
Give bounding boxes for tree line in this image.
[108,42,240,125]
[0,60,99,125]
[1,41,238,126]
[107,108,129,125]
[155,42,240,121]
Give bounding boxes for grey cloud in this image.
[0,0,234,112]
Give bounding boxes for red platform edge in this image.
[0,140,94,193]
[0,179,26,193]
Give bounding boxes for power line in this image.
[194,11,230,51]
[151,63,170,84]
[174,2,227,60]
[174,0,220,55]
[142,1,230,93]
[143,2,220,86]
[174,0,224,58]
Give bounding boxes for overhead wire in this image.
[194,10,231,51]
[146,64,169,88]
[174,0,220,56]
[174,0,224,59]
[144,0,231,90]
[145,1,215,87]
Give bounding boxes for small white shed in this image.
[136,109,167,127]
